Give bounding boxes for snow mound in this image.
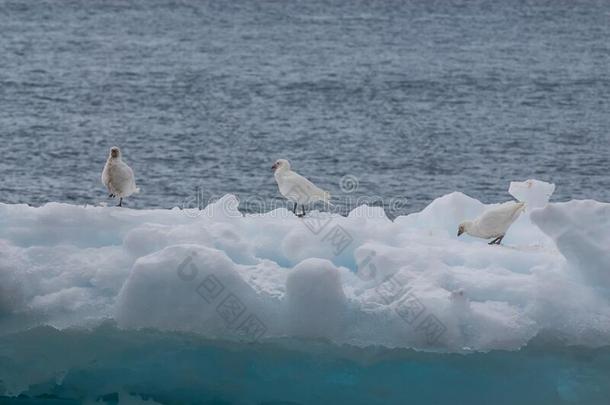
[286,258,347,339]
[531,200,610,288]
[1,180,609,352]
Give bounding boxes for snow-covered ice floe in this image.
[1,180,610,402]
[0,179,609,355]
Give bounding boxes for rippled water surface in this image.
[0,0,608,214]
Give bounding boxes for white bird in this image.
[457,201,525,245]
[272,159,330,217]
[102,146,139,207]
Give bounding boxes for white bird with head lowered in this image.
[457,201,525,245]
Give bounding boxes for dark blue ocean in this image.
[0,0,608,215]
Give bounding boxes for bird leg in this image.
[293,202,297,215]
[296,205,306,218]
[488,236,504,245]
[117,198,123,207]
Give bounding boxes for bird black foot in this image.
[489,236,504,245]
[117,198,123,207]
[109,193,115,198]
[293,203,306,217]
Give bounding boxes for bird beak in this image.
[271,163,278,171]
[457,229,464,237]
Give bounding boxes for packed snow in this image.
[1,180,609,353]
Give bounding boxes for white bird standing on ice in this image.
[102,146,139,207]
[457,201,525,245]
[272,159,331,217]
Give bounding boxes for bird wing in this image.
[476,202,524,236]
[101,162,111,188]
[126,164,137,188]
[281,171,330,203]
[109,162,137,194]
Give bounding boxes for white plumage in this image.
[102,146,139,207]
[272,159,330,217]
[458,201,525,245]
